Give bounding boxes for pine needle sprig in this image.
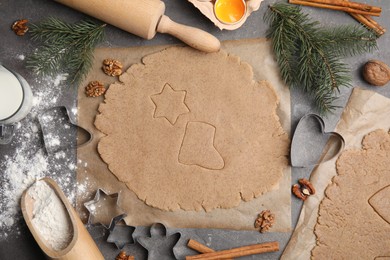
[27,18,106,84]
[264,3,377,114]
[319,25,378,57]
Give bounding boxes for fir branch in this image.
[27,18,106,84]
[265,3,377,114]
[319,25,378,57]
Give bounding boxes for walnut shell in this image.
[362,60,390,86]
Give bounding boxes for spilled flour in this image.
[0,73,87,240]
[29,180,73,251]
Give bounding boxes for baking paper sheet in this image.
[76,38,292,232]
[282,88,390,259]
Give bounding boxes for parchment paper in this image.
[282,88,390,259]
[77,38,292,231]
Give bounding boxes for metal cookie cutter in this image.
[137,223,181,260]
[84,188,125,229]
[38,106,92,153]
[291,114,345,167]
[107,214,136,250]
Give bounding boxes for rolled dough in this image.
[313,129,390,259]
[94,46,289,212]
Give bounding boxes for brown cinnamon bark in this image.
[289,0,381,16]
[349,13,385,35]
[306,0,381,13]
[187,239,233,260]
[185,241,279,260]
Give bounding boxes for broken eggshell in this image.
[188,0,264,30]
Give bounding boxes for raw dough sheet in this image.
[77,39,292,231]
[282,88,390,259]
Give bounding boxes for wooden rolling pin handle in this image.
[157,15,221,53]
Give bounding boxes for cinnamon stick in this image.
[289,0,381,16]
[349,12,385,35]
[343,0,385,35]
[187,239,233,260]
[185,241,279,260]
[305,0,381,13]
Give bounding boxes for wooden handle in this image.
[157,15,220,53]
[56,0,165,40]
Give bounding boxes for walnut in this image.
[12,19,29,36]
[362,60,390,86]
[116,251,134,260]
[102,58,123,76]
[85,81,106,97]
[292,178,315,201]
[254,209,275,233]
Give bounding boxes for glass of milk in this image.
[0,64,33,144]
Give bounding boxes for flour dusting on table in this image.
[0,74,84,240]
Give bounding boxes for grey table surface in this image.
[1,0,389,259]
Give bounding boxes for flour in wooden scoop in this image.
[28,180,73,251]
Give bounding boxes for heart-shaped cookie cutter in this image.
[38,106,92,153]
[291,114,345,167]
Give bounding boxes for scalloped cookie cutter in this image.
[38,106,92,153]
[291,114,345,167]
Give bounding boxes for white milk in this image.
[0,66,24,121]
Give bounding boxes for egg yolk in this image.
[215,0,246,24]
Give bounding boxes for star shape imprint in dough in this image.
[150,83,190,125]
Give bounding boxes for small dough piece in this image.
[313,129,390,259]
[95,47,289,212]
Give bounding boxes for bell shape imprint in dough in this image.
[369,185,390,224]
[178,121,225,170]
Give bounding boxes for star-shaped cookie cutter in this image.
[106,214,136,250]
[84,188,126,229]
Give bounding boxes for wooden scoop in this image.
[21,178,104,260]
[55,0,221,53]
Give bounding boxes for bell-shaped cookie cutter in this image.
[291,114,345,167]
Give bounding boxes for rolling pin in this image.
[55,0,221,53]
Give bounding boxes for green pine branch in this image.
[27,18,106,84]
[264,3,378,114]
